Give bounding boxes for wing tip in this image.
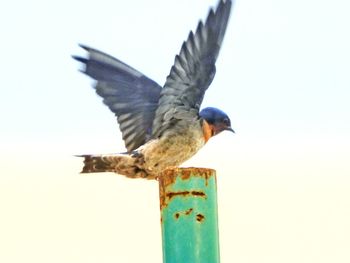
[78,43,91,52]
[72,55,87,64]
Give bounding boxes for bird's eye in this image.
[223,118,230,125]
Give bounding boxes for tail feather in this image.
[79,155,115,173]
[77,154,149,179]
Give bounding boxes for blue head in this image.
[199,107,234,138]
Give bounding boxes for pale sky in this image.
[0,0,349,262]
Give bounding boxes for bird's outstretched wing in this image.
[151,0,232,138]
[73,45,162,152]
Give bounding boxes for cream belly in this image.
[139,122,206,176]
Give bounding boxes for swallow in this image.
[73,0,234,179]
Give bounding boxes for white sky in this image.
[0,0,349,262]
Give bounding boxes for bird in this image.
[73,0,234,180]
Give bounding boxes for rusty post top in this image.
[158,167,216,210]
[158,167,216,185]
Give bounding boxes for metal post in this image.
[159,168,220,263]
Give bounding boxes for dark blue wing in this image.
[73,45,162,152]
[151,0,232,138]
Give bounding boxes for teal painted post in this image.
[159,168,220,263]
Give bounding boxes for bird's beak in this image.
[225,127,235,133]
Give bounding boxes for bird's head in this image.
[199,107,234,142]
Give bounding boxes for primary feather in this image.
[73,45,162,152]
[151,0,232,138]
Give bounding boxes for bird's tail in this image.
[78,154,149,179]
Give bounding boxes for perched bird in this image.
[73,0,234,179]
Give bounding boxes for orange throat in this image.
[202,120,215,143]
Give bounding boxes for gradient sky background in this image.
[1,0,349,262]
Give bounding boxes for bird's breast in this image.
[140,121,205,175]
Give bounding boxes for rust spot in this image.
[165,190,206,201]
[166,191,190,199]
[191,191,206,197]
[177,167,215,183]
[196,214,205,222]
[185,208,193,215]
[174,208,193,219]
[159,167,215,209]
